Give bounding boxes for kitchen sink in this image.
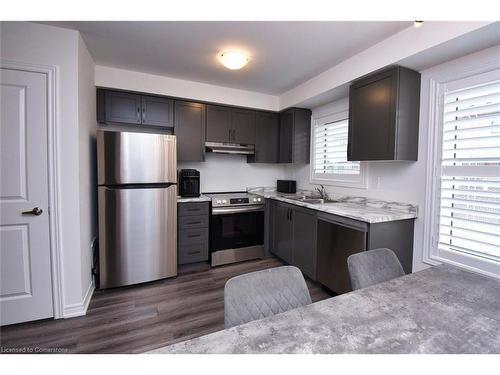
[283,195,340,205]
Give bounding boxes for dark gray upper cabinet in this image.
[348,66,421,161]
[247,112,279,163]
[141,96,174,127]
[231,108,256,144]
[174,100,206,162]
[98,89,174,128]
[206,105,256,144]
[279,108,312,164]
[103,91,142,125]
[206,105,231,142]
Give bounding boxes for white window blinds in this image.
[438,78,500,262]
[313,119,360,175]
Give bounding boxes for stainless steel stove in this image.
[205,192,265,267]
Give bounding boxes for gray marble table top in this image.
[148,265,500,354]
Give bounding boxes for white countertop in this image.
[177,195,211,203]
[248,188,417,224]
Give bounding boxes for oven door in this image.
[210,206,264,252]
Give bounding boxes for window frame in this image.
[423,65,500,280]
[309,109,367,188]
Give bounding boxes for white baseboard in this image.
[62,282,95,318]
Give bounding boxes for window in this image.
[428,68,500,277]
[311,110,366,187]
[438,76,500,262]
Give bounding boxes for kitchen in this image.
[1,11,500,364]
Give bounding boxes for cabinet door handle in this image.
[187,250,201,255]
[187,221,201,225]
[142,106,146,122]
[187,234,201,238]
[137,107,141,122]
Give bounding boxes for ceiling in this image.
[42,21,411,95]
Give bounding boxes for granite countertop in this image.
[148,265,500,354]
[248,188,417,224]
[177,194,211,203]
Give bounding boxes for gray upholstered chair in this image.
[347,248,405,290]
[224,266,312,329]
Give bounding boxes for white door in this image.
[0,67,54,325]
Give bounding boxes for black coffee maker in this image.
[179,169,200,197]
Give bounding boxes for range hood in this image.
[205,142,255,155]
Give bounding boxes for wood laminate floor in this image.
[0,258,332,354]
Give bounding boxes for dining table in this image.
[148,264,500,354]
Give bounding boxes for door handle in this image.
[142,106,146,122]
[22,207,43,216]
[137,107,141,122]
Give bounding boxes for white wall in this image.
[1,22,94,316]
[280,21,492,109]
[95,65,279,111]
[179,153,292,193]
[290,95,430,273]
[77,35,97,305]
[291,44,500,273]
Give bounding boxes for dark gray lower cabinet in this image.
[271,201,293,264]
[269,199,415,293]
[317,211,414,294]
[291,207,317,280]
[178,202,209,265]
[174,100,206,161]
[270,201,317,280]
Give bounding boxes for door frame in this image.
[1,60,65,319]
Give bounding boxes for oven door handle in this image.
[212,206,264,215]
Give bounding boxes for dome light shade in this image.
[218,51,249,70]
[414,21,424,28]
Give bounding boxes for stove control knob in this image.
[222,200,227,204]
[216,200,221,204]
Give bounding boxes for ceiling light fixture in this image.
[414,21,424,28]
[218,51,249,70]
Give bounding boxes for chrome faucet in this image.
[315,185,329,200]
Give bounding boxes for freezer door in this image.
[97,130,177,185]
[98,184,177,288]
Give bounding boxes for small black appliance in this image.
[179,169,200,197]
[277,180,297,194]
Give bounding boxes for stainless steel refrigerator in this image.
[97,130,177,288]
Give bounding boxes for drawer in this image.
[178,242,208,264]
[178,202,209,217]
[178,215,209,229]
[179,227,208,245]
